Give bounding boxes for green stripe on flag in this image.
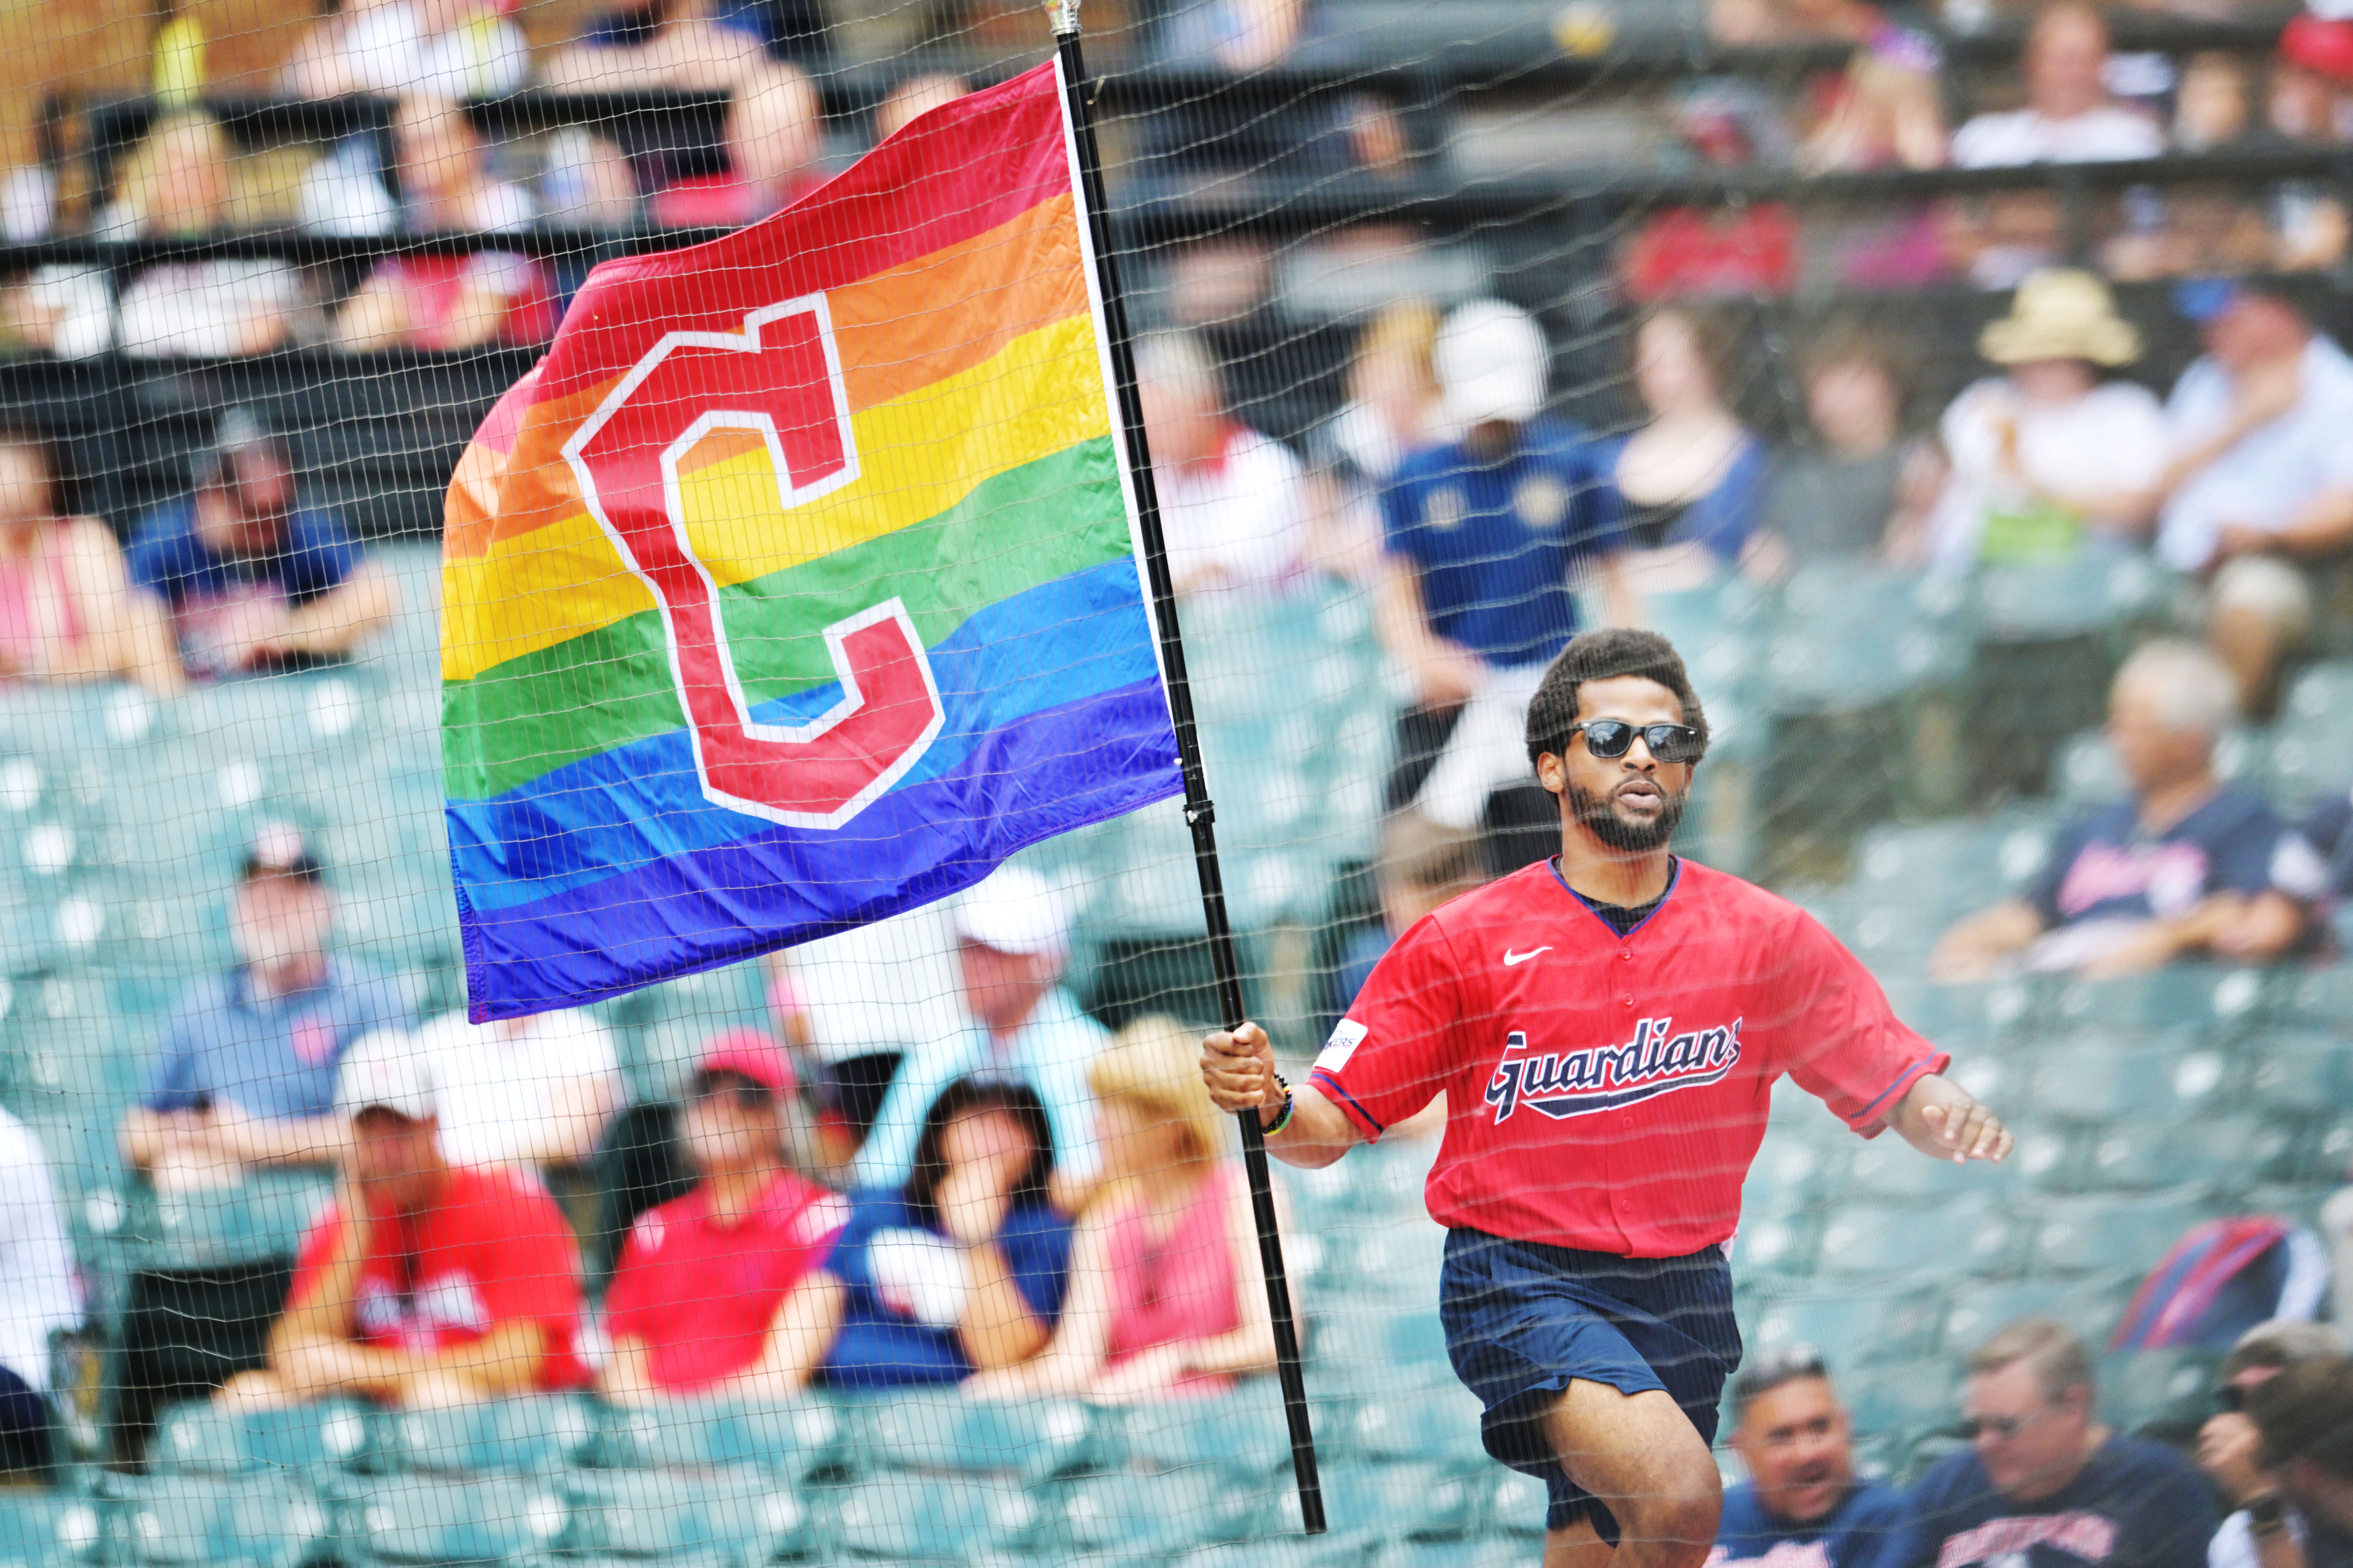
[442,436,1132,801]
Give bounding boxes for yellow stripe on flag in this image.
[441,310,1112,683]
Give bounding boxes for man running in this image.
[1201,628,2011,1568]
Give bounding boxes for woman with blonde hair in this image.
[86,112,303,358]
[965,1016,1283,1403]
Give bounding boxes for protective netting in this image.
[0,0,2348,1565]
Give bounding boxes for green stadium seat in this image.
[560,1464,817,1560]
[1194,1536,1402,1568]
[105,1475,331,1568]
[862,1396,1106,1482]
[1748,1290,1939,1366]
[2249,1032,2353,1118]
[2300,1114,2353,1189]
[595,1398,842,1480]
[1115,1388,1308,1479]
[2281,966,2353,1027]
[1937,1279,2133,1359]
[1878,976,2042,1048]
[1316,1459,1489,1542]
[1729,1213,1820,1283]
[1853,818,2056,918]
[1973,551,2166,640]
[1817,1196,2015,1285]
[2048,965,2271,1037]
[1051,1467,1265,1554]
[2074,1115,2296,1195]
[2026,1044,2231,1126]
[2272,667,2353,808]
[0,1491,106,1567]
[337,1475,569,1566]
[1840,1133,2019,1205]
[832,1471,1045,1561]
[371,1396,599,1476]
[2031,1194,2210,1279]
[149,1399,375,1480]
[1336,1379,1489,1468]
[2099,1348,2224,1436]
[136,1169,332,1273]
[1842,1361,1958,1440]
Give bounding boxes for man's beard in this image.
[1567,779,1686,853]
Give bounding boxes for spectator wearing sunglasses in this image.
[598,1032,848,1403]
[1714,1347,1907,1568]
[1900,1318,2216,1568]
[1929,641,2291,982]
[2202,1322,2346,1568]
[2244,1356,2353,1568]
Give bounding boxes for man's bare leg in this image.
[1536,1380,1721,1568]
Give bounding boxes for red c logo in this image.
[565,293,943,828]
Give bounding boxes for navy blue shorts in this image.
[1438,1228,1741,1539]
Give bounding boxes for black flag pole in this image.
[1048,0,1326,1536]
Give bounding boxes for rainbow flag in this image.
[440,61,1180,1020]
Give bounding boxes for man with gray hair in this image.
[1900,1318,2216,1568]
[1133,329,1308,599]
[1931,639,2290,980]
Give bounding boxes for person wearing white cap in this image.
[217,1030,587,1410]
[851,864,1109,1197]
[1376,299,1631,876]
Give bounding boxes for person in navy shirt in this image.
[1900,1319,2217,1568]
[1932,640,2291,980]
[1377,299,1630,874]
[818,1076,1073,1390]
[125,409,397,681]
[1713,1347,1909,1568]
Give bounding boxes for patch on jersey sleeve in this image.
[1316,1018,1368,1073]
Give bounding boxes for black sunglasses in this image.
[1570,720,1704,764]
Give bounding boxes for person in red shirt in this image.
[598,1031,848,1403]
[217,1030,586,1410]
[1201,627,2014,1568]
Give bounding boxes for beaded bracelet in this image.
[1262,1072,1297,1135]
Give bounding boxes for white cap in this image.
[334,1029,437,1123]
[952,865,1071,959]
[1435,300,1549,428]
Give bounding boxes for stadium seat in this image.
[1747,1289,1939,1366]
[2026,1044,2232,1127]
[336,1475,569,1566]
[1853,817,2056,918]
[2099,1348,2224,1437]
[862,1396,1106,1483]
[1817,1196,2015,1285]
[1937,1280,2133,1360]
[1336,1379,1490,1468]
[1842,1361,1959,1441]
[2030,1194,2212,1279]
[2047,965,2271,1037]
[149,1398,374,1481]
[1840,1133,2017,1205]
[104,1475,331,1568]
[136,1169,332,1274]
[371,1396,600,1476]
[2272,666,2353,809]
[2248,1032,2353,1119]
[0,1491,106,1567]
[1973,551,2166,641]
[560,1464,817,1561]
[831,1471,1046,1561]
[2074,1115,2297,1196]
[2298,1114,2353,1190]
[595,1398,843,1480]
[1115,1388,1313,1479]
[2281,966,2353,1028]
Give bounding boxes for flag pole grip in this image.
[1049,3,1325,1536]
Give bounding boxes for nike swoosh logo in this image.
[1502,947,1552,966]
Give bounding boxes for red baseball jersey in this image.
[288,1164,588,1389]
[604,1170,850,1393]
[1309,859,1948,1257]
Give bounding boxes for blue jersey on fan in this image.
[1897,1435,2216,1568]
[1708,1479,1910,1568]
[1379,417,1624,672]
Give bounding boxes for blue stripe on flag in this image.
[455,678,1182,1018]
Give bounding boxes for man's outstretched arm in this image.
[1888,1073,2012,1165]
[1200,1022,1365,1171]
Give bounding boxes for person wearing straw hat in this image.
[1912,269,2168,573]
